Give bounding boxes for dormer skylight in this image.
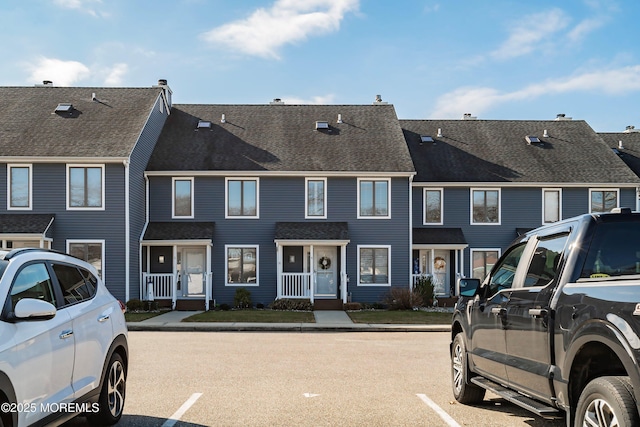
[197,120,212,129]
[54,103,73,113]
[315,121,329,130]
[525,135,541,144]
[420,135,434,143]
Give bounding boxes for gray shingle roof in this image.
[143,222,215,241]
[599,131,640,178]
[0,214,54,235]
[0,86,164,158]
[413,228,466,245]
[275,222,349,240]
[147,104,415,173]
[401,119,640,184]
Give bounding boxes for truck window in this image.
[524,234,568,287]
[581,222,640,279]
[487,243,527,296]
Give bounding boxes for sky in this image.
[1,0,639,132]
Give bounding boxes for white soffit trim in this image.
[412,182,640,188]
[0,157,128,164]
[146,170,415,178]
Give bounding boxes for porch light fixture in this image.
[158,255,165,264]
[289,255,295,263]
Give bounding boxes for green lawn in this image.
[182,309,316,323]
[347,310,453,324]
[125,311,165,322]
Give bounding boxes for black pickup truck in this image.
[451,208,640,427]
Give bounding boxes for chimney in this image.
[462,113,477,120]
[555,113,572,121]
[624,125,639,133]
[270,98,285,105]
[153,79,172,109]
[373,95,388,105]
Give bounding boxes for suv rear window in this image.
[580,222,640,279]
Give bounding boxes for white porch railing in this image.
[142,273,174,300]
[281,273,312,298]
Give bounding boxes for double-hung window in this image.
[7,164,32,210]
[542,188,561,224]
[226,245,258,286]
[306,178,327,218]
[67,241,104,279]
[471,188,500,224]
[589,189,619,213]
[471,249,500,280]
[173,177,194,218]
[67,165,104,209]
[358,178,390,219]
[424,188,443,224]
[358,245,390,285]
[226,178,258,218]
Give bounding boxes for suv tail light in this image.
[118,300,127,313]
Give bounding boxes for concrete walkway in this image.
[126,310,451,333]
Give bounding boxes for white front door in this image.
[315,246,337,298]
[180,248,205,297]
[432,250,450,296]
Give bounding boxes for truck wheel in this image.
[575,376,639,427]
[451,333,485,404]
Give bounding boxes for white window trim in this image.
[357,178,391,219]
[305,177,327,219]
[470,188,501,225]
[589,188,620,213]
[66,164,105,211]
[423,187,443,225]
[225,244,259,287]
[172,177,194,219]
[470,248,501,280]
[66,239,106,280]
[542,188,562,224]
[225,177,260,219]
[7,164,32,210]
[357,244,391,286]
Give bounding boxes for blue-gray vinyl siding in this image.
[127,96,168,299]
[0,162,127,300]
[412,186,637,278]
[148,175,411,305]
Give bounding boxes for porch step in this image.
[313,299,344,311]
[175,299,207,311]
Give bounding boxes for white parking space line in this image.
[416,394,461,427]
[161,393,203,427]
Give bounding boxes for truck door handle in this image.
[529,308,548,317]
[490,307,506,316]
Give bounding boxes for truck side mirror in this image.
[458,278,481,297]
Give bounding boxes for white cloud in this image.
[567,17,607,42]
[430,65,640,118]
[200,0,359,59]
[103,63,128,86]
[52,0,106,17]
[280,94,336,104]
[26,57,91,86]
[491,8,570,60]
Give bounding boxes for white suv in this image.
[0,248,128,427]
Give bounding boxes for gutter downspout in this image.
[124,159,130,302]
[409,174,414,291]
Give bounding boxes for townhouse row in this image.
[2,80,639,309]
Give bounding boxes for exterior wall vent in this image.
[196,120,212,130]
[525,135,541,144]
[462,113,477,120]
[54,103,73,113]
[315,121,329,130]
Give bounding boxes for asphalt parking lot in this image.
[66,331,565,427]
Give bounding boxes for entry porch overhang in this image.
[0,214,55,248]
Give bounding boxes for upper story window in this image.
[424,188,443,225]
[226,178,258,218]
[358,178,390,219]
[542,188,561,224]
[67,165,104,210]
[589,189,619,213]
[173,177,194,218]
[306,178,326,219]
[7,164,32,210]
[471,188,500,224]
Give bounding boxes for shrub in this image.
[383,287,423,310]
[256,303,265,309]
[269,298,312,311]
[344,302,362,311]
[219,303,231,311]
[126,299,145,312]
[413,275,435,306]
[234,287,252,309]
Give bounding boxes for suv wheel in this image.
[90,353,126,425]
[451,333,485,404]
[575,376,639,427]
